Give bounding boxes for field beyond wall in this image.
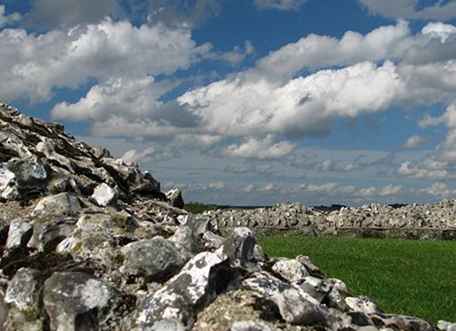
[259,234,456,322]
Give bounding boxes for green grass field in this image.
[259,233,456,322]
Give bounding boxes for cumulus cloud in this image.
[402,135,427,149]
[179,61,404,138]
[121,145,179,163]
[254,0,307,11]
[256,20,456,81]
[422,22,456,43]
[224,135,296,160]
[0,5,21,27]
[418,103,456,162]
[0,19,211,102]
[360,0,456,21]
[398,159,450,178]
[208,41,255,65]
[419,182,456,198]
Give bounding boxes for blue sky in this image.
[1,0,456,206]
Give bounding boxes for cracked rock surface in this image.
[0,102,452,330]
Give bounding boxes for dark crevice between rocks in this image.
[0,252,75,278]
[0,224,9,256]
[251,296,282,322]
[75,308,99,331]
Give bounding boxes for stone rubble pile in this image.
[0,102,454,330]
[205,201,456,239]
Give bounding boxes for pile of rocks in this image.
[205,201,456,239]
[0,102,454,330]
[0,103,162,204]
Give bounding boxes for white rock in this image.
[0,164,18,200]
[6,218,33,250]
[91,183,118,207]
[345,296,380,315]
[31,192,81,217]
[272,258,309,282]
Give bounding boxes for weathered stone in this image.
[137,251,227,329]
[5,268,40,314]
[272,258,309,283]
[378,315,434,331]
[345,297,381,315]
[0,290,7,331]
[146,319,186,331]
[31,193,81,217]
[43,272,116,331]
[223,227,256,268]
[0,164,19,200]
[242,272,325,325]
[91,183,118,207]
[231,320,274,331]
[169,226,196,258]
[27,216,77,252]
[120,237,186,279]
[6,218,33,250]
[6,158,47,197]
[166,188,184,209]
[202,231,225,251]
[438,321,456,331]
[4,268,43,331]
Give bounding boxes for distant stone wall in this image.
[203,200,456,240]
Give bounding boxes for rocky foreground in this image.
[0,102,454,331]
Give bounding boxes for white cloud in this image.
[398,159,449,178]
[121,145,179,164]
[224,135,296,160]
[0,5,21,27]
[418,103,456,163]
[256,20,411,79]
[419,182,455,198]
[254,0,307,11]
[179,61,404,138]
[402,135,427,149]
[0,19,210,101]
[422,22,456,43]
[360,0,456,21]
[256,20,456,81]
[211,40,255,65]
[207,181,225,190]
[299,182,403,197]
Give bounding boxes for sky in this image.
[1,0,456,206]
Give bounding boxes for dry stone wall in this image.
[204,201,456,240]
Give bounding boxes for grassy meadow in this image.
[259,234,456,322]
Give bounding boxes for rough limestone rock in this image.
[243,272,325,325]
[137,251,228,329]
[272,258,310,283]
[31,192,81,217]
[120,237,186,279]
[0,103,452,331]
[5,218,33,250]
[4,268,42,331]
[91,183,118,207]
[166,188,185,209]
[345,296,381,315]
[223,227,257,268]
[231,321,273,331]
[43,272,117,331]
[0,164,19,200]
